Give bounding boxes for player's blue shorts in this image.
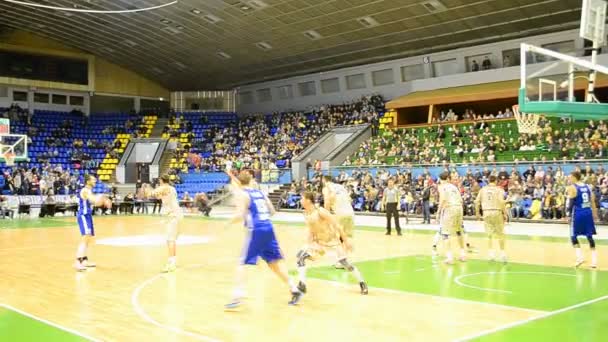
[571,210,596,237]
[77,214,95,236]
[242,226,283,265]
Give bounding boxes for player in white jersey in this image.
[436,172,466,264]
[151,174,183,273]
[322,175,356,269]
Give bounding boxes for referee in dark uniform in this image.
[383,179,402,236]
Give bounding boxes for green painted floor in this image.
[0,306,87,341]
[307,255,608,341]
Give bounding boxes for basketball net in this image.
[512,105,540,134]
[2,151,15,166]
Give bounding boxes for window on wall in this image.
[321,78,340,93]
[34,93,49,103]
[372,68,394,86]
[13,91,27,102]
[277,85,293,100]
[346,73,366,90]
[256,88,272,102]
[401,64,426,82]
[52,94,67,105]
[501,48,521,67]
[239,91,253,105]
[465,53,493,72]
[69,95,84,106]
[431,59,459,77]
[538,41,576,62]
[298,81,316,96]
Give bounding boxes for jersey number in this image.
[254,199,270,221]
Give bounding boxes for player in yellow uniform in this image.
[322,176,355,269]
[151,174,183,273]
[475,175,509,263]
[296,191,368,296]
[436,172,466,264]
[322,176,355,237]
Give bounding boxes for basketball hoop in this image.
[513,105,540,134]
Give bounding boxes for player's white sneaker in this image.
[501,255,508,264]
[334,262,344,269]
[575,259,585,268]
[590,263,598,269]
[444,258,454,265]
[74,261,86,271]
[459,256,467,262]
[489,255,496,262]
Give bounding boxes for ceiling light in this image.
[256,41,272,50]
[303,30,322,40]
[175,25,184,30]
[202,14,222,24]
[241,6,250,10]
[217,51,231,59]
[160,18,172,24]
[190,8,201,14]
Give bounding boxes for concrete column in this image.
[134,97,141,112]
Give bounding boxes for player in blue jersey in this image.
[567,171,598,268]
[74,175,109,271]
[225,171,302,310]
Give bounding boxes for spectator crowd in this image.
[281,163,608,222]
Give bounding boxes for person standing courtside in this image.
[383,179,402,235]
[422,180,432,224]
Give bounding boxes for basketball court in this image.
[1,212,607,342]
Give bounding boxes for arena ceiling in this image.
[0,0,587,90]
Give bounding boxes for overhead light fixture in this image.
[202,14,222,24]
[1,0,179,13]
[160,18,172,24]
[303,30,322,40]
[248,0,268,9]
[357,16,379,28]
[190,8,201,15]
[255,41,272,51]
[241,5,250,10]
[122,39,137,47]
[217,51,231,59]
[175,25,184,30]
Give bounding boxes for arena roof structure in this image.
[0,0,586,90]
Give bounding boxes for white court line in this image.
[314,279,545,315]
[0,303,101,342]
[0,244,73,252]
[131,264,222,342]
[454,294,608,341]
[454,271,577,295]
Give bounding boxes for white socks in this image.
[168,256,176,265]
[76,242,87,259]
[351,266,364,283]
[591,250,598,266]
[575,247,583,261]
[297,266,307,283]
[288,278,298,293]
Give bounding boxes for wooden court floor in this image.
[0,215,607,342]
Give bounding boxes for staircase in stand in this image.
[267,184,292,207]
[151,118,168,138]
